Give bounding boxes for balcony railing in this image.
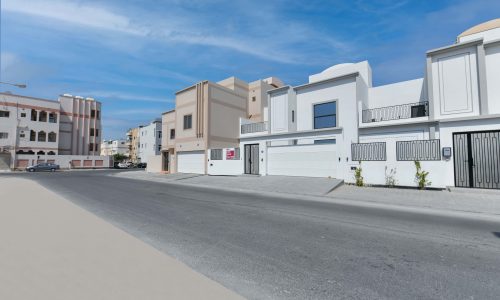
[241,121,268,134]
[362,101,429,123]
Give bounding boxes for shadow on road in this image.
[493,232,500,238]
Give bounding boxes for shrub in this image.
[354,163,364,187]
[385,166,397,187]
[414,161,431,189]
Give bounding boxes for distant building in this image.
[0,93,107,169]
[137,119,161,164]
[100,139,129,157]
[126,127,140,162]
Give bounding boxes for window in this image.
[20,132,25,138]
[21,112,26,118]
[314,139,336,144]
[48,132,57,142]
[90,128,99,137]
[0,111,10,118]
[38,131,46,142]
[30,130,36,141]
[158,131,162,139]
[96,110,100,119]
[91,110,96,118]
[170,129,175,139]
[49,112,57,123]
[292,110,295,123]
[157,144,161,152]
[90,128,95,136]
[95,129,99,137]
[252,96,256,102]
[31,110,37,121]
[183,114,192,130]
[0,132,8,139]
[210,149,223,160]
[89,143,94,152]
[95,144,99,151]
[39,111,47,122]
[313,102,336,129]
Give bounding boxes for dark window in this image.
[49,112,57,123]
[20,112,26,118]
[0,132,8,139]
[158,131,162,139]
[411,104,427,118]
[211,149,223,160]
[252,96,256,102]
[170,129,175,139]
[314,139,336,145]
[48,132,57,142]
[19,132,25,138]
[95,144,99,151]
[96,110,100,119]
[0,111,10,117]
[30,130,36,141]
[91,110,96,118]
[38,111,47,122]
[183,115,192,130]
[95,129,99,137]
[313,102,336,129]
[89,143,94,152]
[90,128,95,136]
[292,110,295,123]
[31,110,37,121]
[38,131,46,142]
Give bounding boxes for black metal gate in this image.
[453,130,500,189]
[244,144,259,175]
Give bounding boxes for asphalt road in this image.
[7,170,500,299]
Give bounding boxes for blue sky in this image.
[1,0,499,139]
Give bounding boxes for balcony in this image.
[362,101,429,123]
[241,121,268,134]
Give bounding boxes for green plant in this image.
[385,166,397,187]
[113,153,127,162]
[414,161,431,189]
[354,163,364,187]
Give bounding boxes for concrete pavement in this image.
[18,171,500,300]
[0,177,243,300]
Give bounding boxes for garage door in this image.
[268,144,337,178]
[177,151,206,174]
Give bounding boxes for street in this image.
[7,170,500,300]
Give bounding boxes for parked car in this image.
[26,163,60,172]
[136,162,147,169]
[117,162,132,169]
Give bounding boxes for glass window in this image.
[0,111,10,117]
[49,112,57,123]
[170,129,175,139]
[314,139,336,145]
[183,115,192,130]
[313,102,336,129]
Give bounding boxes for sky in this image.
[1,0,499,140]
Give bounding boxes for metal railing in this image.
[362,101,429,123]
[241,122,268,134]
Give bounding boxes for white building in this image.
[0,93,110,169]
[207,19,500,189]
[100,139,129,157]
[138,119,162,164]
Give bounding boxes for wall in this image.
[175,83,206,153]
[138,121,162,163]
[485,43,500,114]
[161,111,176,150]
[368,78,426,109]
[146,155,163,173]
[308,61,372,87]
[429,46,480,120]
[207,148,243,175]
[270,89,290,134]
[14,154,111,169]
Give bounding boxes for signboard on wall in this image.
[226,148,235,160]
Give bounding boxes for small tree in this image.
[113,153,127,162]
[414,161,431,189]
[354,162,364,187]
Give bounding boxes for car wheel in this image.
[51,168,56,172]
[29,169,34,172]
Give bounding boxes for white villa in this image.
[205,19,500,189]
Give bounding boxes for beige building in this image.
[0,92,105,169]
[160,76,283,174]
[126,127,140,162]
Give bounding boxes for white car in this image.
[117,162,131,169]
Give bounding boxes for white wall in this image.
[270,91,289,134]
[485,43,500,114]
[207,148,243,175]
[458,27,500,43]
[430,46,480,120]
[146,155,163,173]
[308,61,372,87]
[368,78,425,108]
[138,121,162,163]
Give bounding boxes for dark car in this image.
[136,162,147,169]
[26,163,60,172]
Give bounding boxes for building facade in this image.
[206,19,500,189]
[158,76,283,174]
[0,92,106,169]
[138,119,162,164]
[126,127,140,163]
[100,139,129,157]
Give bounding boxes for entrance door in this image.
[162,151,169,172]
[244,144,259,175]
[453,130,500,189]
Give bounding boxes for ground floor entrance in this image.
[162,151,169,172]
[453,130,500,189]
[244,144,259,175]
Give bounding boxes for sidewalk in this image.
[0,177,243,300]
[114,171,500,218]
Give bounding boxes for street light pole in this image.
[0,82,27,89]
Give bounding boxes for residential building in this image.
[100,139,129,157]
[138,119,162,164]
[126,127,141,163]
[207,19,500,189]
[0,92,108,169]
[158,76,283,174]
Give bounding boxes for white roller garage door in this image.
[177,151,205,174]
[267,144,337,178]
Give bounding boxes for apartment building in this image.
[207,19,500,189]
[0,92,108,169]
[159,76,283,174]
[138,119,162,164]
[126,127,140,162]
[100,139,129,156]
